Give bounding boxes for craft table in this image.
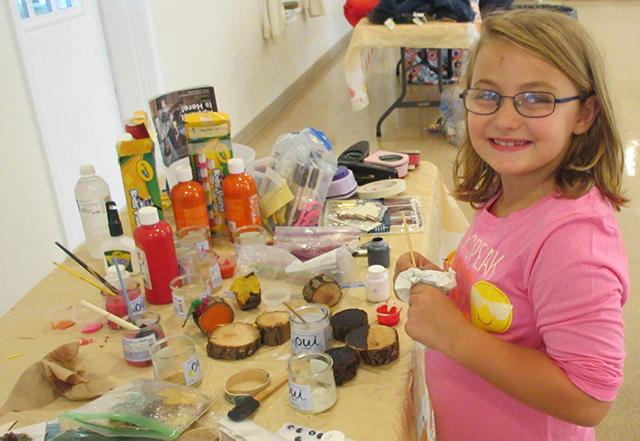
[344,18,480,136]
[0,161,469,440]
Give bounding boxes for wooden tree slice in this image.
[302,274,342,307]
[325,347,359,386]
[207,323,261,360]
[330,308,369,341]
[345,324,399,366]
[255,311,291,346]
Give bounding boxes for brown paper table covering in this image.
[0,161,468,440]
[345,18,481,111]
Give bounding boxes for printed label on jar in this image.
[105,250,133,272]
[182,354,202,386]
[122,333,157,362]
[289,382,313,411]
[129,295,146,314]
[199,286,211,300]
[137,248,151,290]
[209,263,222,288]
[291,328,327,354]
[172,292,187,318]
[196,239,209,252]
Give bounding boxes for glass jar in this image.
[287,352,337,414]
[176,226,212,252]
[169,274,211,320]
[289,304,333,354]
[101,279,145,329]
[122,312,165,367]
[232,224,267,248]
[177,249,223,293]
[150,335,203,387]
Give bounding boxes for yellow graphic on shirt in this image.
[470,281,513,333]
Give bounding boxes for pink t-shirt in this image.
[427,187,629,441]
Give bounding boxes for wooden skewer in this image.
[402,213,417,268]
[283,301,307,324]
[54,241,120,294]
[80,300,140,331]
[54,262,118,296]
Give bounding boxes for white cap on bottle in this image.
[105,264,129,285]
[367,264,387,278]
[79,164,96,176]
[138,206,159,226]
[177,166,193,183]
[227,158,245,175]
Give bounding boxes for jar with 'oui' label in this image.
[289,304,333,354]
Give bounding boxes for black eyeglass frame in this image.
[459,88,592,118]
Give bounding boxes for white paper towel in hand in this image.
[394,268,457,302]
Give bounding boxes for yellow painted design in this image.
[470,280,513,333]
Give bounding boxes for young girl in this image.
[395,9,629,441]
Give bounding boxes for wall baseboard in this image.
[232,32,351,145]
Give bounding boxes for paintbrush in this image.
[227,374,288,422]
[55,241,120,294]
[54,262,118,296]
[283,301,307,323]
[80,300,140,331]
[402,213,417,268]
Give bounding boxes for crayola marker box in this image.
[116,137,163,231]
[184,111,233,235]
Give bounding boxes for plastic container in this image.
[74,164,111,258]
[171,167,209,232]
[289,305,333,354]
[150,335,203,387]
[376,302,402,326]
[134,206,179,304]
[222,158,261,239]
[101,201,140,275]
[364,265,390,302]
[122,312,165,367]
[287,352,337,414]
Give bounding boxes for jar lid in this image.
[367,264,387,275]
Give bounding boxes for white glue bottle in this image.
[101,201,140,275]
[364,265,390,302]
[75,164,111,258]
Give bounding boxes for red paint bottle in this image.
[134,206,179,304]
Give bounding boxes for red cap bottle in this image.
[134,206,179,304]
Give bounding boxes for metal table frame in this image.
[376,47,454,137]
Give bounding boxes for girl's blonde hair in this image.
[453,8,628,210]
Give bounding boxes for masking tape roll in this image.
[224,368,271,404]
[357,179,407,199]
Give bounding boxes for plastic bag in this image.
[258,128,337,231]
[59,379,212,440]
[273,226,361,261]
[51,429,159,440]
[285,245,360,287]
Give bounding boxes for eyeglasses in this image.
[459,88,588,118]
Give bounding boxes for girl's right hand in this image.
[393,252,441,283]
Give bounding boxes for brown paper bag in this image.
[0,341,112,414]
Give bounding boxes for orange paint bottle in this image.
[171,166,209,233]
[222,158,261,239]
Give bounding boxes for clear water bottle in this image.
[75,164,111,258]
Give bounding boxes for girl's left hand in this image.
[405,282,470,356]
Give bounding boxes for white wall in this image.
[145,0,351,132]
[0,2,67,315]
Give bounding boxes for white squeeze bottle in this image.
[75,164,111,258]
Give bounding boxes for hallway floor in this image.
[247,2,639,439]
